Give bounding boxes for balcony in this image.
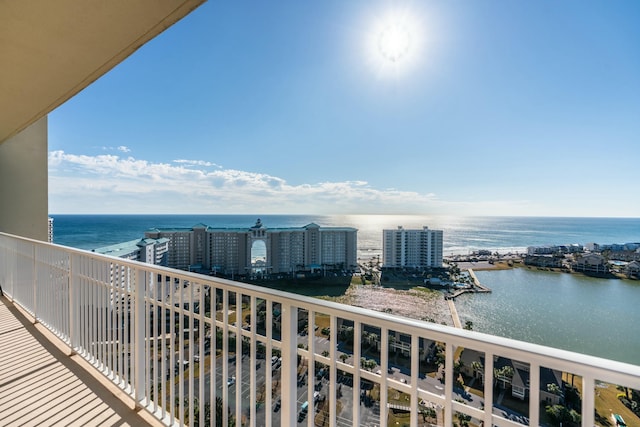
[1,232,640,427]
[0,295,158,426]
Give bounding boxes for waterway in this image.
[454,268,640,366]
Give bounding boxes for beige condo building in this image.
[145,219,357,276]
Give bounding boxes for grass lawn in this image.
[314,400,343,426]
[593,381,640,427]
[215,303,252,325]
[314,313,331,337]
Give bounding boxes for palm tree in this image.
[471,361,483,380]
[494,365,514,389]
[502,365,515,379]
[547,383,562,396]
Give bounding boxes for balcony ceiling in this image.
[0,0,205,144]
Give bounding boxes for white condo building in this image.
[383,226,443,268]
[93,237,169,266]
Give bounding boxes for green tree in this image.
[434,344,446,368]
[471,361,483,377]
[547,383,563,396]
[455,410,471,427]
[365,359,377,370]
[449,263,460,281]
[545,404,580,426]
[494,365,514,389]
[422,407,437,422]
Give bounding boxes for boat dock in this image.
[446,269,492,300]
[468,269,491,292]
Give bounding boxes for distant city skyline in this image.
[48,1,640,217]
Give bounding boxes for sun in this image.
[367,9,423,76]
[377,23,412,63]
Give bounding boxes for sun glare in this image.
[378,23,412,63]
[367,9,423,76]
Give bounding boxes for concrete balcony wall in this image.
[0,117,48,241]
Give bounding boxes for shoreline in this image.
[322,261,638,336]
[449,258,638,281]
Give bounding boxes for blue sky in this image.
[48,1,640,217]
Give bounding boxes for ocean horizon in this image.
[50,214,640,259]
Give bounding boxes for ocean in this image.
[50,214,640,257]
[50,214,640,365]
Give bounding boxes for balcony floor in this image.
[0,296,159,427]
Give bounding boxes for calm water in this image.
[455,268,640,365]
[50,214,640,365]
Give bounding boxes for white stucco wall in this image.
[0,116,48,241]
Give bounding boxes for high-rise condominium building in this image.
[144,219,358,276]
[93,238,169,266]
[383,226,443,268]
[47,217,53,243]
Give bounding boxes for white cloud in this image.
[48,150,531,215]
[173,159,222,168]
[98,145,132,153]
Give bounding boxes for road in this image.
[178,332,537,426]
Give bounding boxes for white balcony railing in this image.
[1,232,639,427]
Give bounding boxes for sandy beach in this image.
[327,284,454,327]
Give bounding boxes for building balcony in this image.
[1,232,639,427]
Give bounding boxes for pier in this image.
[468,269,491,292]
[447,268,491,330]
[447,299,462,328]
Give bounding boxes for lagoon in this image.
[454,268,640,365]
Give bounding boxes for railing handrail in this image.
[2,231,640,427]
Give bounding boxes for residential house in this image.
[626,261,640,279]
[572,253,608,274]
[459,349,563,404]
[524,254,564,268]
